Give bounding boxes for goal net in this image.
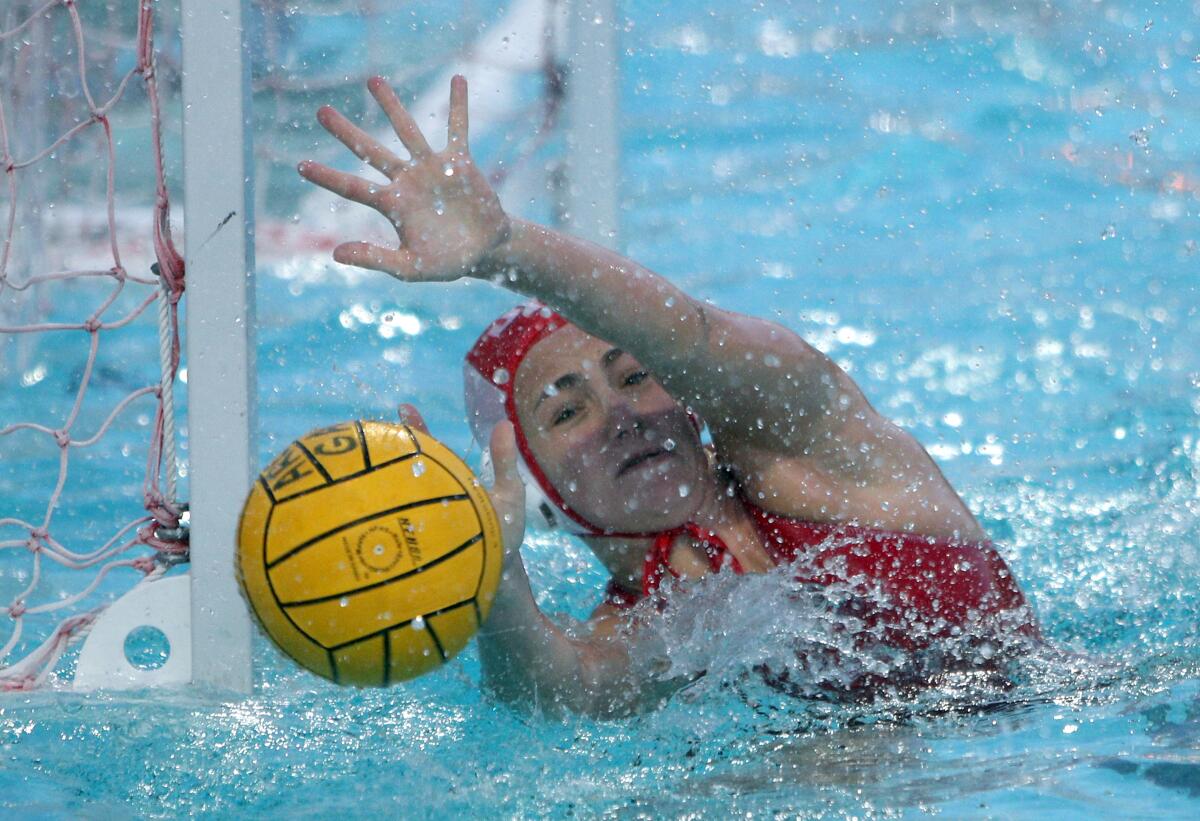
[1,0,605,692]
[0,0,186,690]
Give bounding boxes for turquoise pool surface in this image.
[3,0,1200,816]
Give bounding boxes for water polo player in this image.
[299,76,1040,716]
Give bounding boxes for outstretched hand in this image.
[299,76,510,281]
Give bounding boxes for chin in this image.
[607,459,702,532]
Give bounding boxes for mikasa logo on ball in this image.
[351,524,406,575]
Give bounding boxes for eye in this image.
[552,405,578,426]
[624,370,648,387]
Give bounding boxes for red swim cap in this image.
[463,302,607,535]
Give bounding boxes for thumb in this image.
[487,421,526,559]
[397,403,430,434]
[489,420,523,494]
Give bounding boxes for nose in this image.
[606,393,643,440]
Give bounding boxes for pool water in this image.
[4,0,1200,816]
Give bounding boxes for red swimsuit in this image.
[604,502,1040,652]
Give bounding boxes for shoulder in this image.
[718,425,988,542]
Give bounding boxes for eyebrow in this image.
[601,347,624,368]
[534,372,582,410]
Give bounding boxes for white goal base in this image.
[73,575,192,691]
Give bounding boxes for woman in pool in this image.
[299,76,1038,717]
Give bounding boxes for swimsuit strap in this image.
[641,522,745,598]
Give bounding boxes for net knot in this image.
[82,317,102,333]
[111,265,126,282]
[52,429,70,448]
[26,528,47,551]
[130,556,158,575]
[8,601,26,619]
[144,490,174,522]
[3,161,13,175]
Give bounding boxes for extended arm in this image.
[298,77,850,456]
[477,218,857,454]
[302,77,986,539]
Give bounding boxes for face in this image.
[512,325,708,533]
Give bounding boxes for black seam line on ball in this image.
[268,451,421,503]
[471,599,483,626]
[327,648,340,684]
[278,532,482,607]
[382,633,391,687]
[324,598,476,652]
[354,420,371,470]
[425,623,448,662]
[257,475,277,505]
[265,493,471,571]
[293,439,333,483]
[400,424,422,454]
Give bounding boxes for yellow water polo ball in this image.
[236,420,503,686]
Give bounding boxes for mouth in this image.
[617,447,672,477]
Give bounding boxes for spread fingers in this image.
[368,76,434,160]
[447,75,469,152]
[297,161,380,206]
[316,106,404,178]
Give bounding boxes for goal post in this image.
[561,0,619,249]
[179,0,256,694]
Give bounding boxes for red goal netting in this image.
[0,0,185,690]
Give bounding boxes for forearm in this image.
[478,219,846,440]
[477,556,612,715]
[477,219,708,384]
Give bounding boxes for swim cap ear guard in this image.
[464,302,598,535]
[464,364,573,533]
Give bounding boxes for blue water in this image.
[4,0,1200,816]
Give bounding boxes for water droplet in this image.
[492,368,510,386]
[663,438,677,452]
[433,200,446,216]
[412,616,425,630]
[339,596,349,608]
[442,162,455,177]
[567,480,578,493]
[412,459,427,477]
[678,484,690,498]
[763,354,781,367]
